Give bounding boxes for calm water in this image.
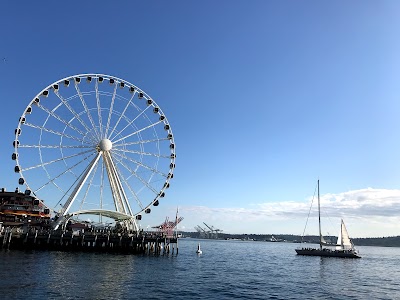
[0,238,399,300]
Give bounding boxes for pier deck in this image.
[0,228,178,255]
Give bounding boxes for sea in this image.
[0,238,399,300]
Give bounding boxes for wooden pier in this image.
[0,227,178,255]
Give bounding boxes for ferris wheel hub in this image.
[99,138,112,151]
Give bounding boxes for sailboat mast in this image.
[340,219,343,248]
[318,179,322,250]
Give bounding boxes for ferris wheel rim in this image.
[12,73,176,219]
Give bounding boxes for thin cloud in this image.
[180,188,400,222]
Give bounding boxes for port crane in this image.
[203,222,223,239]
[195,225,210,238]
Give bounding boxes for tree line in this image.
[180,232,400,247]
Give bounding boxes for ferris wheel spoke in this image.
[109,104,152,142]
[105,83,118,138]
[53,90,97,140]
[34,152,97,194]
[107,91,136,139]
[74,82,101,140]
[113,154,160,195]
[112,151,169,178]
[24,122,88,144]
[113,147,172,159]
[109,153,144,210]
[112,119,164,144]
[95,80,104,138]
[62,119,98,146]
[34,102,89,139]
[113,137,171,148]
[114,163,141,212]
[22,149,94,172]
[35,180,64,202]
[19,144,93,149]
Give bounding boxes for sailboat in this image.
[295,180,361,258]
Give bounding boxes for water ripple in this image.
[0,240,399,299]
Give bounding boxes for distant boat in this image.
[295,180,361,258]
[196,243,202,254]
[269,235,278,242]
[267,235,284,242]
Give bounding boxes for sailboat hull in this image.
[295,248,361,258]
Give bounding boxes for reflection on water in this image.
[0,240,399,299]
[47,253,136,299]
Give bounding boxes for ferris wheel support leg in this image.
[103,152,125,213]
[103,151,134,216]
[130,218,139,232]
[53,152,102,230]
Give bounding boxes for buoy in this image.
[196,243,202,254]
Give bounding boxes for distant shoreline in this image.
[180,232,400,247]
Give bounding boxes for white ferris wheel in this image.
[12,74,176,230]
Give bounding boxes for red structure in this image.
[153,210,183,238]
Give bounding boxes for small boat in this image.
[295,180,361,258]
[267,235,283,242]
[196,243,202,254]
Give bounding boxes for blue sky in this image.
[1,1,400,237]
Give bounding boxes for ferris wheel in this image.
[12,74,176,230]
